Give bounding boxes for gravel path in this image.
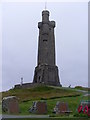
[2,115,49,119]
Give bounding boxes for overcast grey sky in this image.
[2,2,88,91]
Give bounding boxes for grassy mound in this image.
[2,85,88,116]
[74,86,89,91]
[2,85,81,102]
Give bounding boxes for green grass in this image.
[74,86,90,91]
[0,101,2,114]
[0,92,2,114]
[1,85,89,118]
[0,104,2,114]
[19,95,88,116]
[2,118,89,120]
[2,85,82,102]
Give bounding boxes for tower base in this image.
[33,64,61,86]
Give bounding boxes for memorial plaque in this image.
[58,102,68,113]
[54,102,71,114]
[2,96,19,114]
[36,102,47,114]
[29,101,47,114]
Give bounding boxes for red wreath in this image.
[78,105,83,113]
[83,105,88,114]
[84,106,90,116]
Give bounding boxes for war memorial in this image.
[33,10,61,86]
[1,6,89,119]
[15,10,61,88]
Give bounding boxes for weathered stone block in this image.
[2,96,19,114]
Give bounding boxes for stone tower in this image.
[33,10,61,86]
